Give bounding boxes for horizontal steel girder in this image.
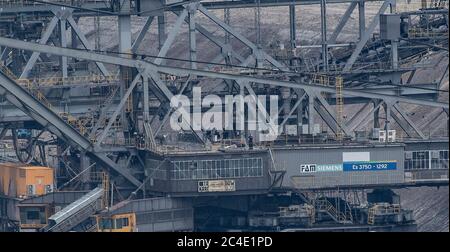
[0,37,447,109]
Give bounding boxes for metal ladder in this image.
[335,76,344,141]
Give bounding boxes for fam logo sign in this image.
[300,164,342,173]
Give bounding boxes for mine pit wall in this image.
[272,144,405,189]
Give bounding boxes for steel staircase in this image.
[315,198,353,224]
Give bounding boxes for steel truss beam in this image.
[328,1,358,43]
[0,37,447,109]
[343,0,392,71]
[0,72,141,187]
[132,16,155,52]
[392,103,426,139]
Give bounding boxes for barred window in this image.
[405,150,449,170]
[171,157,264,180]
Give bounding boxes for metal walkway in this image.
[43,187,103,232]
[0,71,142,187]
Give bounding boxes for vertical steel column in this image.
[143,76,149,122]
[224,8,231,44]
[255,0,261,47]
[391,40,399,69]
[289,5,296,49]
[188,5,197,69]
[308,94,314,134]
[384,102,392,139]
[80,151,91,189]
[254,0,263,68]
[320,0,328,71]
[158,15,166,50]
[358,0,366,39]
[373,100,381,128]
[60,18,68,78]
[95,15,100,50]
[296,90,305,141]
[118,0,132,133]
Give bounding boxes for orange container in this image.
[0,163,54,198]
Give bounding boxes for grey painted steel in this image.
[95,72,143,145]
[107,197,194,232]
[60,18,68,78]
[343,0,392,71]
[66,16,110,76]
[188,3,198,69]
[154,9,188,65]
[279,92,307,129]
[328,1,357,43]
[132,16,155,52]
[0,37,448,110]
[358,0,366,38]
[320,0,328,71]
[0,71,142,187]
[347,101,384,132]
[19,16,59,79]
[197,5,288,71]
[19,191,88,205]
[345,101,372,130]
[48,187,103,226]
[272,144,405,189]
[312,90,351,135]
[393,103,426,139]
[46,187,103,232]
[289,5,296,49]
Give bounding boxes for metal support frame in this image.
[0,37,447,107]
[329,1,357,44]
[20,16,59,79]
[188,4,198,69]
[347,101,384,132]
[358,0,366,39]
[66,16,110,76]
[392,103,426,138]
[320,0,329,71]
[311,90,351,136]
[343,0,392,71]
[60,17,68,78]
[132,16,155,52]
[158,15,166,50]
[155,9,188,65]
[96,72,144,146]
[289,4,297,49]
[0,72,141,187]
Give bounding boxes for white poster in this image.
[343,152,370,162]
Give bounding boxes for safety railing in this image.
[16,74,119,87]
[0,0,109,7]
[0,64,91,136]
[367,203,401,225]
[408,27,449,38]
[315,198,350,223]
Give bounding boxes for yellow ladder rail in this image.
[101,172,110,209]
[335,76,344,141]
